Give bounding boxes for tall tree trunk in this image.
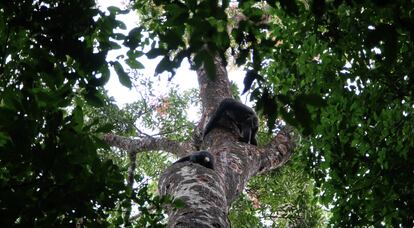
[158,53,294,227]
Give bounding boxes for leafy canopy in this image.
[0,0,128,226]
[130,0,414,226]
[1,0,413,227]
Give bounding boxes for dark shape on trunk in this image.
[204,98,258,145]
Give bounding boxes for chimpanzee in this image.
[203,98,258,145]
[174,150,214,170]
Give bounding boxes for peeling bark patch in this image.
[197,175,210,182]
[177,166,197,177]
[271,158,280,166]
[224,153,243,174]
[276,133,288,143]
[159,162,230,227]
[174,211,225,228]
[229,162,242,174]
[277,144,287,154]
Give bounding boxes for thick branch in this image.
[256,130,295,175]
[202,128,295,204]
[103,133,193,157]
[196,54,232,132]
[196,54,232,109]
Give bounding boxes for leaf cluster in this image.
[247,1,414,226]
[230,148,327,227]
[0,1,127,226]
[129,0,231,79]
[131,0,414,226]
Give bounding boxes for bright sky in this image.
[97,0,247,107]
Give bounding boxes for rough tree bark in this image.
[104,53,295,227]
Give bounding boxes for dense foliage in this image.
[130,0,414,226]
[229,155,326,227]
[258,1,414,226]
[0,1,128,226]
[1,0,413,227]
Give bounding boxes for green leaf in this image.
[300,94,327,107]
[107,6,121,14]
[155,56,174,75]
[160,30,184,50]
[113,61,132,89]
[235,49,249,66]
[146,48,168,59]
[85,89,105,107]
[71,106,84,132]
[115,20,127,30]
[110,41,122,50]
[126,58,144,69]
[127,50,144,59]
[112,33,126,40]
[124,27,143,49]
[193,50,215,79]
[242,70,261,94]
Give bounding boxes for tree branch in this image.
[196,53,232,134]
[103,133,194,157]
[257,126,296,175]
